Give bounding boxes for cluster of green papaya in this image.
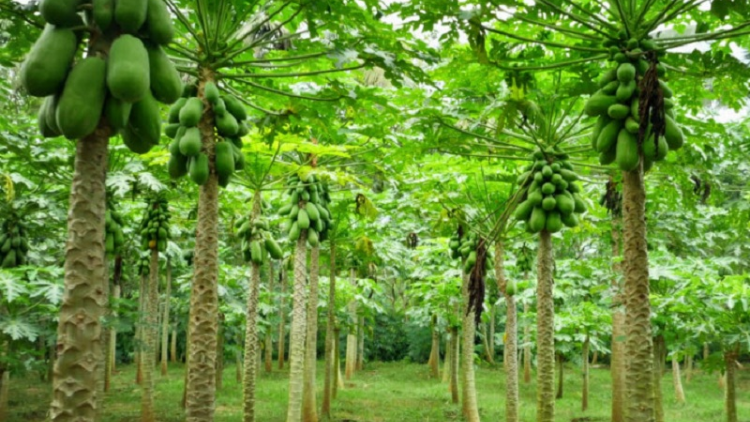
[166,82,248,188]
[514,148,586,233]
[138,195,170,253]
[515,247,533,274]
[137,252,151,276]
[448,231,492,274]
[0,218,29,268]
[104,202,126,255]
[25,0,181,149]
[280,173,333,247]
[236,215,284,265]
[584,34,684,171]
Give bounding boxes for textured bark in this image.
[523,301,531,385]
[170,329,177,363]
[672,357,685,403]
[332,328,341,399]
[161,259,172,376]
[724,351,738,422]
[536,230,555,422]
[286,233,308,422]
[302,246,320,422]
[623,168,655,422]
[495,240,517,422]
[243,193,262,422]
[50,132,109,422]
[265,262,275,374]
[480,324,494,364]
[703,343,709,361]
[141,249,159,422]
[653,336,665,422]
[278,265,287,370]
[185,73,220,422]
[97,261,109,418]
[322,241,337,417]
[582,337,589,412]
[345,268,357,380]
[429,316,440,378]
[460,272,480,422]
[556,354,564,400]
[216,314,224,390]
[449,327,459,404]
[610,218,626,422]
[685,354,693,383]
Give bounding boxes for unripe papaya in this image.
[203,82,220,104]
[601,80,619,95]
[146,44,182,104]
[591,115,610,150]
[221,95,247,121]
[93,0,114,30]
[105,96,132,131]
[624,116,640,134]
[215,111,239,136]
[107,35,150,102]
[584,95,617,117]
[297,209,310,230]
[20,25,78,97]
[561,212,579,228]
[38,96,61,138]
[555,194,574,216]
[115,0,148,33]
[179,97,203,127]
[122,126,153,153]
[527,190,543,207]
[265,238,283,259]
[168,151,188,179]
[597,120,621,153]
[616,80,636,102]
[528,207,546,233]
[40,0,82,27]
[305,202,320,221]
[308,229,319,247]
[664,116,684,150]
[250,240,263,264]
[128,91,162,146]
[545,211,562,233]
[616,129,640,171]
[56,57,107,140]
[145,0,174,45]
[179,127,202,156]
[288,221,300,241]
[168,98,186,123]
[215,141,235,179]
[189,153,209,185]
[607,104,630,120]
[542,196,556,211]
[164,123,180,138]
[616,63,636,83]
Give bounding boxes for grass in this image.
[6,360,749,421]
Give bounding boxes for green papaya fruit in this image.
[179,127,202,156]
[607,104,630,120]
[305,202,320,221]
[514,200,533,221]
[56,57,107,140]
[288,221,300,241]
[93,0,114,30]
[215,111,239,136]
[265,238,283,259]
[21,25,78,97]
[664,116,684,150]
[107,35,150,102]
[250,240,262,264]
[601,80,619,95]
[542,196,556,211]
[528,207,546,233]
[308,229,319,247]
[104,96,133,131]
[203,82,220,104]
[114,0,148,33]
[215,141,235,179]
[616,129,640,171]
[297,209,310,230]
[221,95,247,121]
[616,62,636,83]
[527,190,543,207]
[128,91,161,145]
[555,194,574,216]
[545,211,562,233]
[188,153,209,185]
[561,212,579,228]
[179,97,203,127]
[145,0,174,45]
[624,116,640,134]
[584,95,618,117]
[146,43,182,104]
[616,80,636,102]
[168,98,186,123]
[597,120,621,153]
[40,0,82,27]
[168,151,188,179]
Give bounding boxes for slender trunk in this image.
[50,132,109,422]
[592,351,598,365]
[356,316,365,371]
[106,277,120,392]
[161,259,172,376]
[611,218,626,422]
[719,372,726,390]
[170,329,177,363]
[488,306,495,359]
[685,354,693,383]
[623,167,655,422]
[449,327,459,404]
[181,321,190,409]
[235,349,242,384]
[136,273,146,385]
[429,316,440,377]
[480,324,494,364]
[278,265,287,370]
[672,356,685,403]
[322,241,337,417]
[242,192,261,422]
[495,240,517,422]
[523,301,531,385]
[460,272,480,422]
[265,262,275,374]
[703,343,709,361]
[556,354,564,400]
[141,249,159,422]
[582,337,589,412]
[302,246,320,422]
[442,332,451,383]
[185,73,220,422]
[216,314,225,390]
[345,268,357,379]
[286,233,308,422]
[653,336,665,422]
[536,230,555,422]
[333,327,341,399]
[724,350,738,422]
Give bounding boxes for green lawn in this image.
[7,361,749,421]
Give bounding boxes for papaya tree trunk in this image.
[536,230,555,422]
[582,336,589,412]
[242,190,262,422]
[345,268,357,380]
[185,74,220,422]
[724,350,738,422]
[106,267,121,392]
[141,249,159,422]
[592,351,598,365]
[356,316,365,371]
[216,314,224,390]
[653,335,665,422]
[460,272,480,422]
[488,306,495,360]
[322,240,337,417]
[286,233,308,422]
[672,355,685,403]
[523,300,531,385]
[170,328,177,363]
[685,354,693,383]
[622,167,655,422]
[450,326,460,404]
[611,219,626,422]
[160,259,171,376]
[264,262,275,374]
[480,324,494,364]
[49,131,109,422]
[442,332,451,383]
[429,315,440,378]
[703,343,709,361]
[278,265,287,370]
[333,327,341,399]
[556,353,564,400]
[235,347,242,384]
[302,246,320,422]
[136,273,146,385]
[98,261,110,417]
[495,240,517,422]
